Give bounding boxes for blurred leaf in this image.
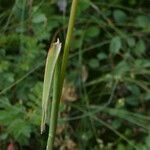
[81,131,93,141]
[127,84,140,96]
[73,38,82,49]
[0,133,8,140]
[109,36,122,55]
[32,13,46,23]
[113,61,130,77]
[112,119,122,129]
[143,93,150,101]
[0,49,6,57]
[117,144,126,150]
[126,96,140,106]
[85,26,100,38]
[135,15,150,29]
[97,52,107,60]
[13,0,28,20]
[134,59,150,69]
[127,37,135,48]
[89,59,99,69]
[77,0,90,16]
[0,99,31,145]
[8,119,31,145]
[145,135,150,148]
[113,9,127,24]
[133,40,146,56]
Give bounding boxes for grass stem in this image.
[46,0,78,149]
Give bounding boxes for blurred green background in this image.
[0,0,150,150]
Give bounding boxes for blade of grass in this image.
[46,0,78,149]
[41,39,61,133]
[46,56,61,150]
[60,0,78,88]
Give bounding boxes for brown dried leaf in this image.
[54,137,62,148]
[59,139,77,150]
[56,124,66,135]
[66,139,77,150]
[61,80,78,102]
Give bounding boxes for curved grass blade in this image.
[41,39,61,134]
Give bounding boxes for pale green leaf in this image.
[32,13,46,23]
[89,59,99,69]
[41,39,61,133]
[110,36,122,55]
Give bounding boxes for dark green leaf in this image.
[113,10,127,24]
[86,26,100,38]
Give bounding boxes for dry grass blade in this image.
[41,39,61,134]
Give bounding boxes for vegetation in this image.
[0,0,150,150]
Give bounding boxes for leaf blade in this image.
[41,39,61,133]
[110,36,122,55]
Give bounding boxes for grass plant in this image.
[41,0,78,149]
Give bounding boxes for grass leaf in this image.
[41,39,61,133]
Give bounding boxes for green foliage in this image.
[0,0,150,149]
[0,98,32,145]
[89,58,99,69]
[41,40,61,134]
[109,36,122,55]
[85,26,100,38]
[113,9,127,24]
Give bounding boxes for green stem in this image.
[60,0,78,86]
[46,0,78,149]
[46,57,61,150]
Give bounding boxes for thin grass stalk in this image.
[46,57,61,150]
[60,0,78,87]
[46,0,78,149]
